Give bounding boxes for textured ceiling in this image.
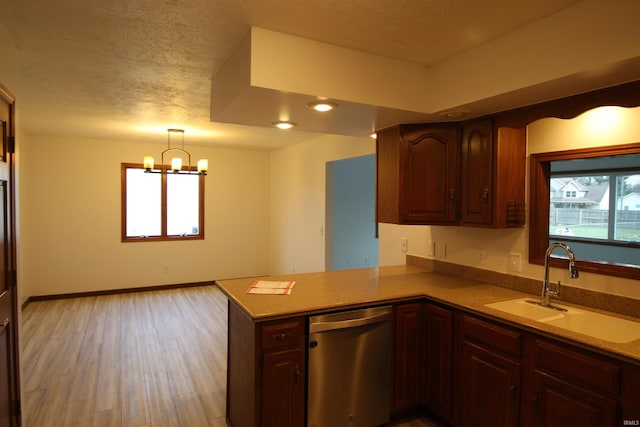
[0,0,616,149]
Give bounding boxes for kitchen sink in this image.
[485,298,640,344]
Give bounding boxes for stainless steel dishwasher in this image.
[307,305,392,427]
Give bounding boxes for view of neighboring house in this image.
[550,177,640,237]
[551,177,640,211]
[550,178,606,209]
[622,191,640,210]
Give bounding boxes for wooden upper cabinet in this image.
[460,119,527,227]
[376,82,640,228]
[377,124,459,224]
[461,120,493,225]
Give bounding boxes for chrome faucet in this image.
[541,242,579,307]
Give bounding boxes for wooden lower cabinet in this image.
[460,342,521,427]
[261,348,305,427]
[423,303,453,422]
[458,315,522,427]
[226,301,305,427]
[522,338,622,427]
[457,314,640,427]
[227,297,639,427]
[529,370,617,427]
[393,302,425,416]
[392,302,453,423]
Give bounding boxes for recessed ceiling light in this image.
[272,121,296,130]
[307,101,338,112]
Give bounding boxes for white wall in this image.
[269,134,375,275]
[13,107,640,300]
[18,131,375,300]
[18,129,375,299]
[0,22,20,92]
[379,106,640,299]
[19,134,270,300]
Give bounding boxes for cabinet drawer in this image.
[461,314,522,358]
[260,318,305,350]
[534,339,620,396]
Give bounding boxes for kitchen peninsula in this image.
[216,262,640,427]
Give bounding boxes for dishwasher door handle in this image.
[309,312,391,334]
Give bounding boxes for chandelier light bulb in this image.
[143,156,154,170]
[171,157,182,172]
[197,159,208,173]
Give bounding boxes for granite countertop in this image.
[215,264,640,364]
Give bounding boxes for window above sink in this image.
[529,110,640,280]
[547,154,640,266]
[528,98,640,280]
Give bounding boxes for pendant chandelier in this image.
[143,128,208,175]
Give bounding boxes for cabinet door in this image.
[531,370,617,427]
[461,120,527,227]
[401,125,459,224]
[423,304,452,422]
[460,341,521,427]
[461,120,493,225]
[393,303,424,415]
[261,348,305,427]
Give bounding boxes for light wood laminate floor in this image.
[21,285,442,427]
[22,286,228,426]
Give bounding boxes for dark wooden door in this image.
[392,302,424,415]
[460,341,521,427]
[423,303,452,422]
[0,84,19,426]
[530,371,617,427]
[261,347,304,427]
[401,125,459,224]
[461,120,493,225]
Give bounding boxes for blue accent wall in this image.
[326,155,378,270]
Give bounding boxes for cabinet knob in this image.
[482,188,489,205]
[509,384,517,404]
[272,332,292,341]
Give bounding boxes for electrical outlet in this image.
[509,252,521,272]
[437,243,447,258]
[478,249,486,265]
[401,238,408,253]
[427,241,435,257]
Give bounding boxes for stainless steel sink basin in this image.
[485,298,640,344]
